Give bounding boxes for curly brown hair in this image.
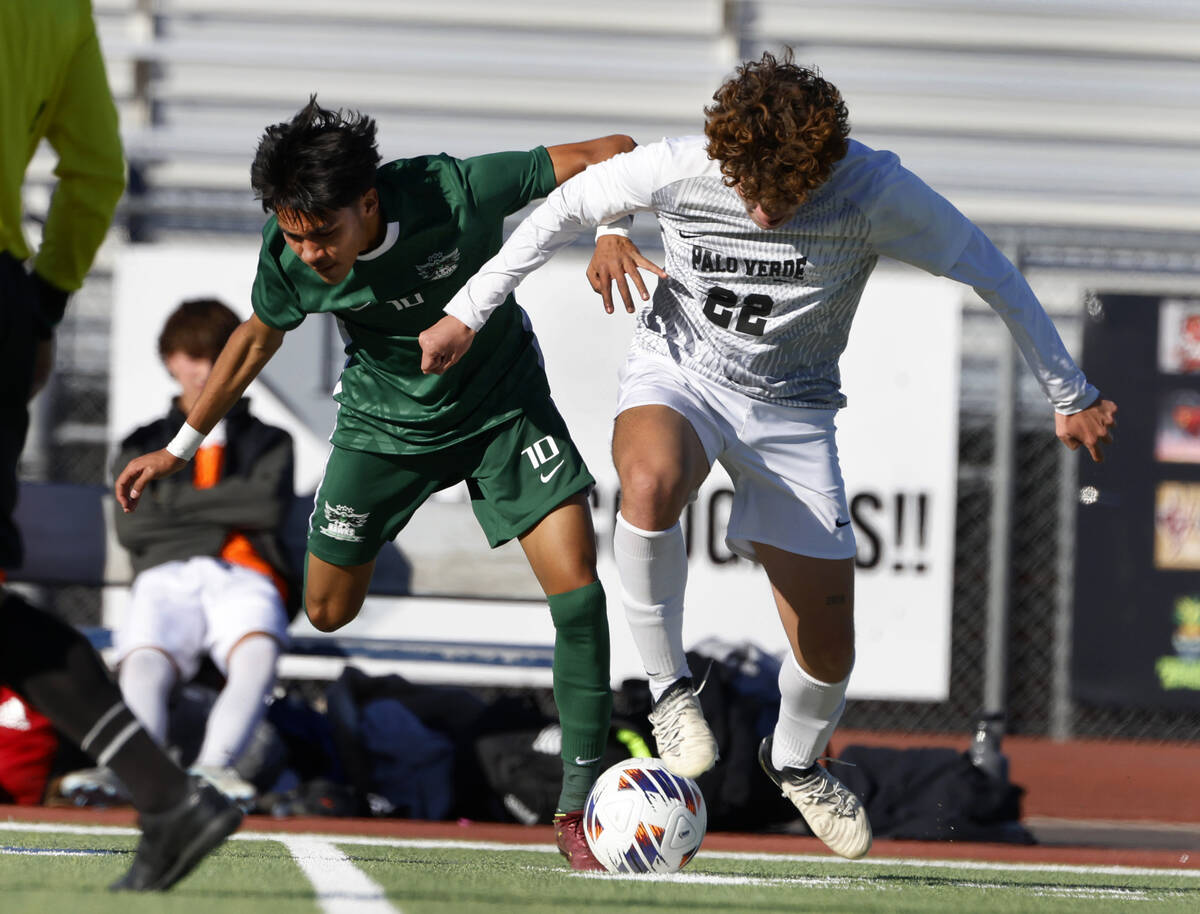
[704,50,850,212]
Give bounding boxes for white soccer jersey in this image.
[446,135,1098,412]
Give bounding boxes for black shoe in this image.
[110,776,243,891]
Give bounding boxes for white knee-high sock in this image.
[772,653,850,770]
[613,513,691,702]
[118,648,177,746]
[195,635,279,769]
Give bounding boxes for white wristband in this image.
[165,422,205,461]
[595,215,633,241]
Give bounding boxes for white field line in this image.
[0,822,401,912]
[0,834,1186,904]
[566,869,1180,900]
[279,836,401,914]
[0,846,120,856]
[2,820,1197,881]
[236,832,1200,880]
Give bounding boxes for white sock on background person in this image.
[772,653,850,770]
[118,648,177,746]
[613,513,692,702]
[195,635,279,769]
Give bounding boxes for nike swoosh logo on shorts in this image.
[835,518,851,527]
[540,461,565,483]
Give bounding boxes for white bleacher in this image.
[36,2,1200,241]
[156,0,726,36]
[742,1,1200,233]
[85,0,727,228]
[746,0,1200,57]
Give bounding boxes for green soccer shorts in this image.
[307,402,594,567]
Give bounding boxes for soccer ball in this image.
[583,757,707,874]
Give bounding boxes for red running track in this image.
[3,803,1196,871]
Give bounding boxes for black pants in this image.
[0,250,37,568]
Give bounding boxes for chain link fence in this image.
[16,271,113,630]
[843,264,1200,742]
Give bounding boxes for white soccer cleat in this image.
[59,766,130,805]
[189,765,257,804]
[758,736,872,859]
[647,678,718,778]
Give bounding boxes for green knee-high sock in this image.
[548,580,612,814]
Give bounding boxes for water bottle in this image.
[969,711,1009,782]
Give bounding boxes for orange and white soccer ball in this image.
[582,757,707,873]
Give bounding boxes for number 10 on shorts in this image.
[522,436,561,470]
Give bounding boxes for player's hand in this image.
[114,449,186,512]
[1055,398,1117,463]
[586,235,666,314]
[419,314,476,375]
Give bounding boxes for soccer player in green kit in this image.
[115,97,635,870]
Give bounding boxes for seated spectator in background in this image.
[65,298,295,804]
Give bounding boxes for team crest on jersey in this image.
[319,502,370,543]
[415,248,461,281]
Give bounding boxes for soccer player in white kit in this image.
[423,51,1118,859]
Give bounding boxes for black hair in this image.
[250,95,382,217]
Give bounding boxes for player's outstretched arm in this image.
[445,141,666,335]
[114,314,285,511]
[1055,398,1118,463]
[587,234,667,314]
[545,135,636,186]
[114,449,186,514]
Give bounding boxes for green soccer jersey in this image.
[251,147,558,454]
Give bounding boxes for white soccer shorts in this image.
[114,556,289,680]
[615,351,856,562]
